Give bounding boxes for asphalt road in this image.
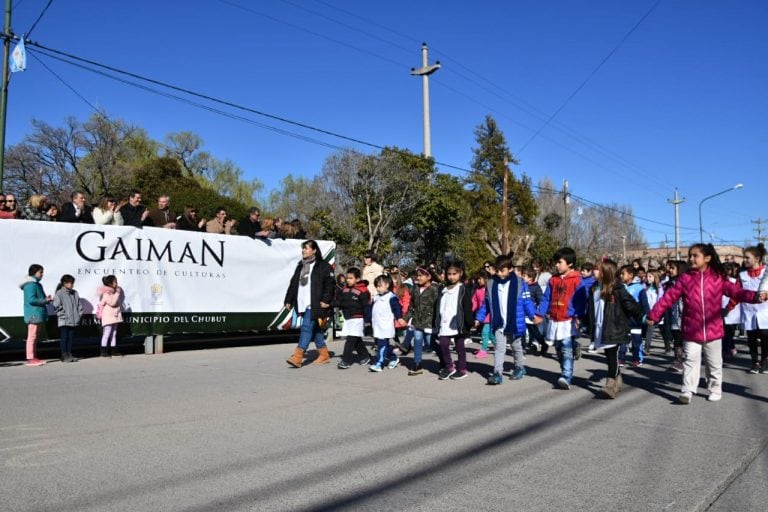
[1,336,766,511]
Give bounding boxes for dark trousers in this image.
[723,324,737,354]
[438,335,467,373]
[605,345,620,378]
[747,329,768,364]
[342,336,368,363]
[59,325,76,355]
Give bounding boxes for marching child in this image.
[664,260,688,372]
[369,274,406,372]
[534,247,583,389]
[53,274,83,362]
[721,262,741,359]
[407,267,439,376]
[643,270,663,354]
[588,259,644,398]
[648,244,761,403]
[618,265,647,367]
[435,260,474,380]
[476,254,537,385]
[740,244,768,373]
[98,275,125,357]
[523,267,546,354]
[19,264,53,366]
[335,267,371,369]
[472,270,494,359]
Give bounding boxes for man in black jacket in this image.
[60,192,94,224]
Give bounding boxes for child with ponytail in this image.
[739,244,768,373]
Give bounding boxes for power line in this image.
[20,37,692,236]
[26,0,54,38]
[28,51,102,114]
[516,0,662,155]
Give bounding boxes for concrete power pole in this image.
[502,156,509,255]
[410,43,440,158]
[0,0,12,189]
[668,188,685,259]
[563,180,569,245]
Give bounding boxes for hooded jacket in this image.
[335,282,370,319]
[98,286,124,326]
[53,287,83,327]
[476,275,536,337]
[649,268,758,343]
[19,276,48,324]
[536,270,583,321]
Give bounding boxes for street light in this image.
[698,184,743,242]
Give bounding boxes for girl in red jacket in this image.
[648,244,761,404]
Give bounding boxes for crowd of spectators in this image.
[0,189,308,240]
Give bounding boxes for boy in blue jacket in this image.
[475,254,537,385]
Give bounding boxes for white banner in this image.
[0,220,335,336]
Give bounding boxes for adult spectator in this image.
[362,251,384,298]
[120,189,149,228]
[4,193,20,218]
[60,191,94,224]
[206,207,236,235]
[291,218,307,239]
[47,203,60,221]
[21,195,52,221]
[238,207,262,238]
[93,195,124,225]
[176,205,206,231]
[0,193,16,219]
[146,195,176,229]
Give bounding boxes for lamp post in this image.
[698,184,743,242]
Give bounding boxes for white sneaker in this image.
[707,392,722,402]
[679,391,693,404]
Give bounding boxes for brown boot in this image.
[602,378,617,399]
[287,348,304,368]
[313,346,331,365]
[615,373,623,394]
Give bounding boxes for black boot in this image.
[67,353,79,362]
[110,346,122,357]
[100,347,110,358]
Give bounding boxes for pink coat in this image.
[472,287,490,323]
[98,286,124,326]
[649,268,757,343]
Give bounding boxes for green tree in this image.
[464,115,538,265]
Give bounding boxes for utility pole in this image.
[501,156,509,255]
[621,235,627,262]
[410,43,440,158]
[0,0,12,189]
[667,188,685,259]
[563,179,569,245]
[753,218,767,244]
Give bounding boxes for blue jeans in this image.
[555,336,574,382]
[412,329,431,365]
[297,308,326,351]
[630,332,644,363]
[374,338,394,366]
[59,325,75,354]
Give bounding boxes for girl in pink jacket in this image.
[648,244,760,404]
[98,275,125,358]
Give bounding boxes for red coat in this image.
[649,268,757,343]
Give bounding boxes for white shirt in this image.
[497,280,509,330]
[296,262,314,312]
[372,292,396,339]
[740,269,768,330]
[439,285,461,337]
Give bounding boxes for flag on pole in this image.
[10,37,27,73]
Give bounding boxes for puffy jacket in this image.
[335,282,370,319]
[536,270,583,321]
[53,287,83,327]
[98,286,124,326]
[19,276,48,324]
[649,268,758,343]
[410,283,439,330]
[476,275,536,337]
[588,285,644,345]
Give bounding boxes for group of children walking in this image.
[328,243,768,404]
[19,264,126,365]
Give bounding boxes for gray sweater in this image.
[53,288,83,327]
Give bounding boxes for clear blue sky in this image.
[6,0,767,249]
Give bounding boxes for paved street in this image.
[1,338,766,511]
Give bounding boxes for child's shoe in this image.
[678,391,693,404]
[748,362,760,374]
[761,359,768,374]
[438,367,456,380]
[556,377,571,390]
[408,364,423,376]
[387,357,400,370]
[369,363,383,372]
[486,372,503,385]
[450,370,468,380]
[475,349,489,359]
[337,360,352,369]
[510,366,526,380]
[358,356,370,366]
[26,358,45,367]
